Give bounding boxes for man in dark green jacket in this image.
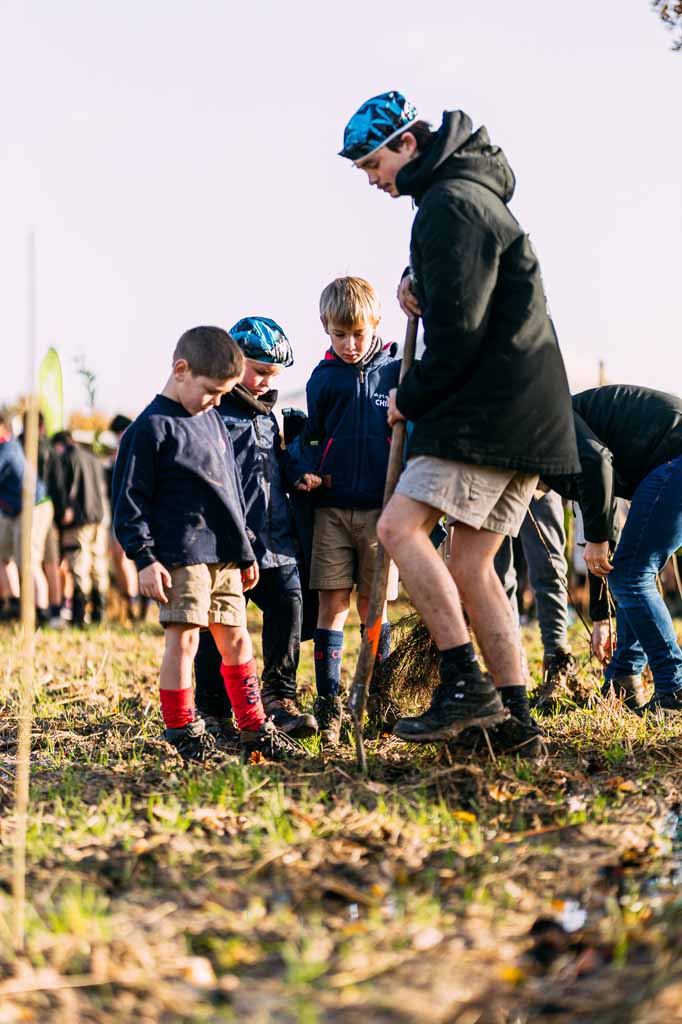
[339,91,580,754]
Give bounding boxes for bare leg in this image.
[209,623,253,666]
[377,494,469,648]
[43,560,62,607]
[317,588,352,631]
[0,559,20,599]
[356,592,388,625]
[448,522,527,688]
[160,624,200,691]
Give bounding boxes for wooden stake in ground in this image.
[12,233,39,952]
[348,316,418,774]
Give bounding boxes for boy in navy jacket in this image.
[193,317,321,739]
[306,277,400,743]
[113,326,295,763]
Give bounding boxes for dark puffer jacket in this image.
[305,339,400,509]
[217,385,307,569]
[395,110,579,478]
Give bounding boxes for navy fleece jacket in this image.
[305,341,400,510]
[112,394,255,571]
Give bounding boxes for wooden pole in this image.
[348,317,418,773]
[12,232,38,952]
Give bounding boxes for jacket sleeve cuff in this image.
[396,370,429,422]
[133,550,157,572]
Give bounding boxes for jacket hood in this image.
[396,110,516,206]
[226,384,278,417]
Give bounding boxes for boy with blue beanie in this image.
[193,317,322,740]
[306,277,400,744]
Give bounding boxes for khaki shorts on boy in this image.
[0,513,14,561]
[310,507,400,599]
[396,456,538,538]
[159,561,247,628]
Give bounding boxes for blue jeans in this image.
[604,457,682,694]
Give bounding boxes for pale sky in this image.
[1,1,680,418]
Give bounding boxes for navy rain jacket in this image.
[0,437,47,517]
[112,394,255,571]
[305,339,400,510]
[217,385,308,569]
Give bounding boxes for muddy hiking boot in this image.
[262,692,318,738]
[392,672,508,743]
[448,698,545,759]
[635,687,682,716]
[240,719,304,763]
[164,718,219,763]
[313,695,344,746]
[532,648,579,709]
[601,675,648,711]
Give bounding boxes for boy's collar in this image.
[228,383,278,416]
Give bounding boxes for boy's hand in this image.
[397,275,422,318]
[294,473,322,492]
[591,621,614,664]
[62,507,75,526]
[387,389,406,428]
[241,561,260,592]
[584,541,612,577]
[139,561,172,604]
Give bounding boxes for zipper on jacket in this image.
[255,417,274,557]
[351,365,366,495]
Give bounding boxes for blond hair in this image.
[319,276,381,329]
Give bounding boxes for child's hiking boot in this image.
[313,695,344,746]
[532,648,578,709]
[262,692,318,738]
[240,719,303,763]
[636,688,682,716]
[601,675,648,711]
[164,718,219,763]
[196,708,241,750]
[392,673,507,743]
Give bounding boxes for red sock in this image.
[159,686,195,729]
[220,659,266,731]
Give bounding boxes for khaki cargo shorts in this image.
[395,456,538,538]
[0,513,14,561]
[310,507,400,599]
[12,500,55,567]
[159,562,247,628]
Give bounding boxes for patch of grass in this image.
[2,612,682,1021]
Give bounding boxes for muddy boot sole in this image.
[393,707,510,744]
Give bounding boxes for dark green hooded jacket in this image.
[395,110,580,478]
